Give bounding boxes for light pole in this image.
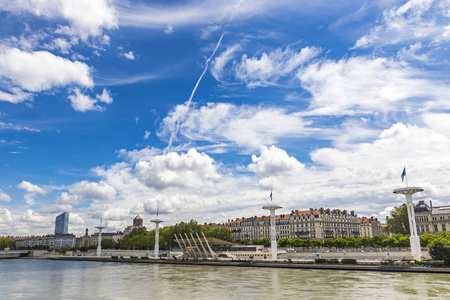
[393,187,423,260]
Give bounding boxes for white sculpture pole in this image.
[95,222,105,257]
[263,192,282,260]
[151,218,164,258]
[393,187,423,260]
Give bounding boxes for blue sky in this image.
[1,0,450,236]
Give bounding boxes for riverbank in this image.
[49,256,450,274]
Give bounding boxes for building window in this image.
[421,225,424,232]
[426,225,429,232]
[443,224,446,232]
[434,225,438,232]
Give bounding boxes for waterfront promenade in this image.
[50,256,450,274]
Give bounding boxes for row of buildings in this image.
[226,207,384,242]
[8,200,450,249]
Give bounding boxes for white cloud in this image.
[422,113,450,137]
[298,56,450,116]
[96,88,113,104]
[235,46,321,88]
[135,149,221,189]
[0,47,93,104]
[68,88,113,112]
[69,180,116,201]
[0,189,11,202]
[248,146,305,178]
[118,0,293,29]
[211,44,241,82]
[1,0,118,41]
[0,121,40,132]
[123,51,136,60]
[0,208,12,223]
[20,209,51,227]
[17,181,47,195]
[164,26,174,35]
[354,0,450,48]
[56,192,81,205]
[143,130,151,139]
[159,102,312,150]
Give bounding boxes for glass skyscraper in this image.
[55,212,69,235]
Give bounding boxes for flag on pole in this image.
[270,190,272,201]
[401,167,406,182]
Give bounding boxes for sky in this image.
[1,0,450,236]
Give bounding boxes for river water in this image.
[0,259,449,299]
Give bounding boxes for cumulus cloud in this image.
[234,46,321,88]
[0,0,118,41]
[20,209,51,227]
[159,102,312,150]
[0,47,93,103]
[69,180,116,201]
[0,189,11,202]
[56,192,81,205]
[17,181,47,195]
[248,146,305,178]
[0,208,12,223]
[68,88,113,112]
[298,56,450,116]
[135,149,221,189]
[123,51,136,60]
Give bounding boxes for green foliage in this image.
[0,238,15,250]
[428,237,450,265]
[101,238,117,249]
[111,256,118,259]
[253,238,271,247]
[385,204,410,235]
[328,258,339,264]
[278,238,290,247]
[237,239,249,245]
[315,258,328,264]
[141,256,149,259]
[341,258,357,264]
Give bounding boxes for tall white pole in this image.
[393,187,423,260]
[151,219,164,258]
[270,208,277,259]
[95,224,105,257]
[155,222,160,258]
[263,204,282,260]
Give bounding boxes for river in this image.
[0,259,449,299]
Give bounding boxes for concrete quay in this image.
[48,256,450,274]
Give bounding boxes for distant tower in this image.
[95,219,105,257]
[393,187,423,260]
[263,191,282,260]
[133,215,143,227]
[55,212,69,235]
[151,218,164,258]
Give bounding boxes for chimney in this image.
[430,200,433,210]
[350,210,354,216]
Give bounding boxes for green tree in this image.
[385,204,410,235]
[277,238,290,247]
[428,238,450,265]
[0,238,15,250]
[101,238,117,249]
[237,239,249,245]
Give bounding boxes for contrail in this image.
[165,33,224,153]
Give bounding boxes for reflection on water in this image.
[0,260,449,299]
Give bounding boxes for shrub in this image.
[111,256,118,259]
[328,258,339,264]
[381,259,396,265]
[141,256,149,259]
[315,258,328,264]
[341,258,357,265]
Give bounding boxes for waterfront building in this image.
[227,207,360,242]
[359,217,384,237]
[414,200,450,235]
[76,229,123,247]
[289,208,360,240]
[15,234,75,249]
[55,212,69,235]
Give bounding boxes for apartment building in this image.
[359,216,384,237]
[415,200,450,235]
